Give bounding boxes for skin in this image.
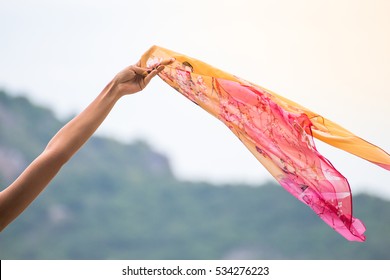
[0,57,174,232]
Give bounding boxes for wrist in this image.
[102,79,123,101]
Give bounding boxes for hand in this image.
[112,58,175,96]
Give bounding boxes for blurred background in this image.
[1,0,389,259]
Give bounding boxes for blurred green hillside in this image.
[1,90,389,259]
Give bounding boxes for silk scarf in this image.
[141,46,390,241]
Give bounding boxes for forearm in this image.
[45,81,121,163]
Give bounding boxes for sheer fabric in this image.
[141,46,390,241]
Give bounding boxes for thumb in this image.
[143,65,164,85]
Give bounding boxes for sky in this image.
[1,0,389,198]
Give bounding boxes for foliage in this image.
[1,90,389,259]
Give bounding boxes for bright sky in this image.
[1,0,389,198]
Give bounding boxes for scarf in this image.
[141,46,390,241]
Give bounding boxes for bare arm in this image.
[0,59,172,231]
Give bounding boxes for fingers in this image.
[132,65,162,77]
[143,65,165,85]
[131,65,149,77]
[140,57,175,88]
[126,57,175,91]
[143,57,175,75]
[133,57,175,76]
[160,57,175,66]
[135,57,174,68]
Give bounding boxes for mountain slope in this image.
[1,90,389,259]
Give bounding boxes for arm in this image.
[0,59,172,231]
